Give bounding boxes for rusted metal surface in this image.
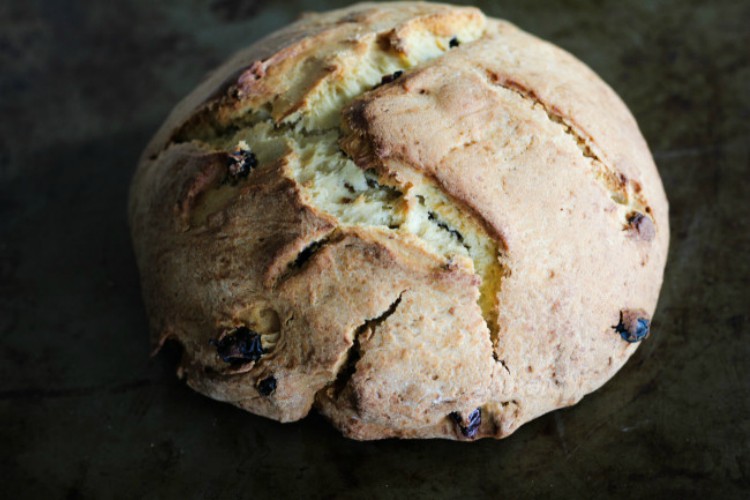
[1,0,748,497]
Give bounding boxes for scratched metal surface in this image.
[1,0,748,498]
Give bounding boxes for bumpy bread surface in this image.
[129,2,669,440]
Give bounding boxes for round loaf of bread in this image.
[129,1,669,440]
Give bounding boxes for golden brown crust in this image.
[129,2,669,440]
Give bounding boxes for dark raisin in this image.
[449,37,460,48]
[634,319,650,340]
[366,177,379,189]
[226,147,258,183]
[613,310,651,343]
[379,70,404,86]
[257,376,277,396]
[209,326,264,363]
[450,408,482,438]
[626,211,655,241]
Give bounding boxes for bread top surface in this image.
[129,1,669,440]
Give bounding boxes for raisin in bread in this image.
[129,1,669,440]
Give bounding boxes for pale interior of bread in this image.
[188,23,504,341]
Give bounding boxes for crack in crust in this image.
[166,15,503,348]
[329,292,405,401]
[339,105,508,346]
[482,70,654,225]
[274,232,339,284]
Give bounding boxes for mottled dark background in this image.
[1,0,748,498]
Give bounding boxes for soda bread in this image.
[129,1,669,440]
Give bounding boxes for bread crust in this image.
[129,2,668,440]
